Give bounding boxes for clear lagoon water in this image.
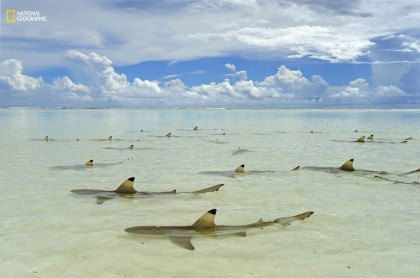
[0,108,419,277]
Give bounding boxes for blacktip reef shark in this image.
[103,145,152,151]
[333,135,413,144]
[232,147,252,156]
[31,136,57,141]
[71,177,224,204]
[199,164,275,178]
[91,136,123,141]
[148,132,183,138]
[50,159,123,170]
[293,159,419,181]
[124,209,314,250]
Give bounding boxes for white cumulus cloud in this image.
[0,51,415,108]
[0,59,43,91]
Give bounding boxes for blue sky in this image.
[0,0,419,108]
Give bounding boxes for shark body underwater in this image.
[51,160,122,170]
[124,209,314,250]
[199,164,275,178]
[293,159,419,184]
[71,177,224,204]
[332,135,412,144]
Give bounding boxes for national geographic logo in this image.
[6,10,47,22]
[6,10,16,22]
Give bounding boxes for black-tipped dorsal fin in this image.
[192,209,216,229]
[340,159,355,171]
[115,177,137,194]
[291,166,300,171]
[235,164,245,173]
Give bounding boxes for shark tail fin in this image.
[192,184,224,194]
[274,211,314,226]
[115,177,137,194]
[192,209,216,229]
[404,168,420,175]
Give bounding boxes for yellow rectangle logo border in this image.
[6,10,17,23]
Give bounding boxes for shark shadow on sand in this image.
[71,177,224,204]
[124,209,314,250]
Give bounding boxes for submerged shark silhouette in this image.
[199,164,274,178]
[232,147,252,156]
[31,136,57,141]
[293,159,419,177]
[125,209,314,250]
[333,135,413,144]
[51,160,122,170]
[71,177,224,204]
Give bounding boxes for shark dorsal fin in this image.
[256,218,264,224]
[192,209,216,229]
[115,177,137,194]
[235,164,245,173]
[356,136,365,143]
[340,159,355,171]
[85,159,94,166]
[291,166,300,171]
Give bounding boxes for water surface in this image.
[0,108,419,277]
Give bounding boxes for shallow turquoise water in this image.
[0,108,419,277]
